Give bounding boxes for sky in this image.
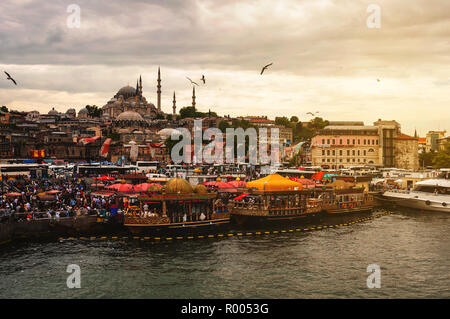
[0,0,449,137]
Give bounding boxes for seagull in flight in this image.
[4,71,17,85]
[306,111,320,116]
[186,77,199,86]
[260,63,273,75]
[201,75,206,84]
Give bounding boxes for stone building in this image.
[394,134,419,171]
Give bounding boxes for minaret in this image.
[172,91,176,116]
[192,86,196,108]
[157,67,161,112]
[139,75,142,96]
[135,79,139,96]
[414,128,418,138]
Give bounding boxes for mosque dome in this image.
[78,107,88,115]
[48,108,58,115]
[157,128,181,139]
[115,111,144,122]
[115,85,136,99]
[165,178,193,194]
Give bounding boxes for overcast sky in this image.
[1,0,449,136]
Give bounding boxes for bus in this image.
[0,163,49,178]
[135,161,160,173]
[75,164,137,177]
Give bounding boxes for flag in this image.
[100,138,112,157]
[80,136,100,145]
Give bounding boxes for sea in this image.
[0,208,449,299]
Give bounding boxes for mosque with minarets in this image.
[101,67,165,122]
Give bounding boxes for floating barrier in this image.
[57,211,393,243]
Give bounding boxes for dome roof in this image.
[165,178,193,194]
[48,108,58,115]
[157,128,181,139]
[115,111,144,122]
[115,85,136,99]
[78,107,88,114]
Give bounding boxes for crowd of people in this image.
[0,175,120,222]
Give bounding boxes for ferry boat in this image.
[229,189,323,226]
[123,178,230,235]
[380,169,450,213]
[319,187,375,214]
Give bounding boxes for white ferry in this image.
[381,169,450,213]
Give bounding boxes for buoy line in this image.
[58,211,392,243]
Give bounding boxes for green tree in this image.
[433,142,450,168]
[218,120,231,133]
[290,116,299,123]
[419,151,436,168]
[275,116,291,128]
[85,105,102,118]
[155,113,165,120]
[0,106,8,113]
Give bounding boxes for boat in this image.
[123,178,230,235]
[380,169,450,213]
[229,188,323,226]
[318,180,375,214]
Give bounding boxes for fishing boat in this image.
[229,174,323,226]
[379,169,450,213]
[123,178,230,235]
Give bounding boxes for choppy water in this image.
[0,208,449,298]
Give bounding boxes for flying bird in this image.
[4,71,17,85]
[260,63,273,75]
[306,111,320,116]
[201,75,206,84]
[186,77,199,86]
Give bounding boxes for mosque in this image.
[101,67,164,121]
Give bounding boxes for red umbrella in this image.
[94,176,115,181]
[5,192,22,197]
[228,180,247,188]
[105,183,134,192]
[133,183,162,192]
[202,181,235,189]
[46,190,62,194]
[91,183,105,188]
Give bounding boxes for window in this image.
[339,150,343,156]
[358,139,360,145]
[339,139,342,144]
[332,139,335,145]
[372,140,375,145]
[358,150,360,156]
[352,150,355,156]
[352,139,355,144]
[327,150,330,156]
[363,139,366,145]
[364,150,366,156]
[347,139,350,144]
[376,140,379,145]
[332,150,335,156]
[322,139,325,144]
[368,148,374,152]
[322,159,325,162]
[322,150,325,156]
[327,139,330,144]
[347,150,350,156]
[357,159,360,162]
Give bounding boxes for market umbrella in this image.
[228,180,247,188]
[134,183,162,192]
[202,181,235,189]
[46,190,62,194]
[105,183,134,192]
[5,192,22,197]
[246,174,303,191]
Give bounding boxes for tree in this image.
[85,105,102,118]
[419,151,436,168]
[275,116,291,128]
[290,116,299,123]
[0,106,8,113]
[433,142,450,168]
[155,113,165,120]
[218,120,231,133]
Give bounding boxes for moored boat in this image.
[123,178,230,235]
